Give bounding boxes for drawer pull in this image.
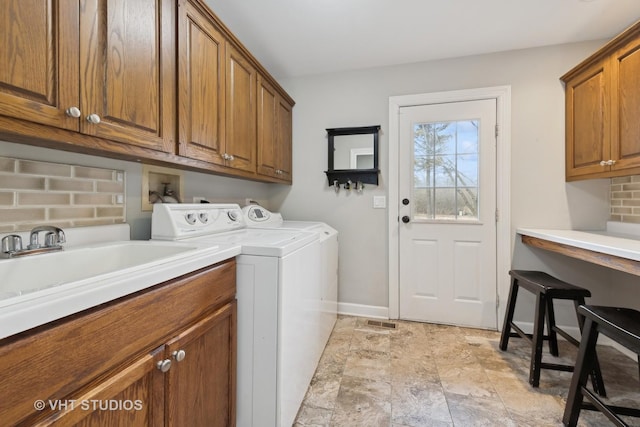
[86,113,101,124]
[157,359,172,373]
[172,349,186,362]
[65,107,81,118]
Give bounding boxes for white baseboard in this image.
[337,302,388,319]
[515,321,636,360]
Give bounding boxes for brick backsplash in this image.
[610,176,640,223]
[0,156,125,232]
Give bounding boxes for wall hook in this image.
[334,180,340,193]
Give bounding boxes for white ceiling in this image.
[204,0,640,79]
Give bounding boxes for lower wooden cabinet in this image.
[0,260,236,427]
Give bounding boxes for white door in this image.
[398,99,497,329]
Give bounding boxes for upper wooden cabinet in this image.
[563,20,640,180]
[0,0,294,183]
[80,0,176,153]
[0,0,175,153]
[0,1,80,131]
[257,76,293,182]
[225,43,257,173]
[177,0,227,166]
[178,1,258,175]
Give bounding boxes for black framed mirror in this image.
[325,125,380,186]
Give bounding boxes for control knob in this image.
[185,212,197,225]
[227,210,239,221]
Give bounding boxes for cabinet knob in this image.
[86,113,101,124]
[172,349,186,362]
[228,154,235,161]
[600,159,616,166]
[65,107,82,118]
[156,359,172,373]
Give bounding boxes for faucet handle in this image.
[2,235,23,254]
[44,232,58,247]
[29,226,66,249]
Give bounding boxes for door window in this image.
[412,120,479,221]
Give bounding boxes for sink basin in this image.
[0,241,204,300]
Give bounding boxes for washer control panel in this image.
[151,203,245,240]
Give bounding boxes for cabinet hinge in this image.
[495,208,499,222]
[495,124,499,138]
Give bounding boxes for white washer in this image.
[242,204,338,354]
[151,203,321,427]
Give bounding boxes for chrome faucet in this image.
[28,226,66,249]
[1,226,66,258]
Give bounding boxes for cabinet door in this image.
[37,348,165,427]
[226,44,257,172]
[611,37,640,171]
[276,97,293,182]
[564,59,611,179]
[177,0,226,166]
[257,76,279,178]
[165,302,237,427]
[0,0,79,131]
[79,0,175,152]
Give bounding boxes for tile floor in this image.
[294,316,640,427]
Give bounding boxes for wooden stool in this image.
[499,270,606,394]
[563,306,640,427]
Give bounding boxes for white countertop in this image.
[517,222,640,262]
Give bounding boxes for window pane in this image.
[457,187,478,220]
[434,188,456,219]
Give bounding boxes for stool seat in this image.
[579,306,640,353]
[500,270,605,394]
[510,270,592,299]
[563,305,640,427]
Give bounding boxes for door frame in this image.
[388,86,511,328]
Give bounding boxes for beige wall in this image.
[273,40,624,320]
[3,39,636,326]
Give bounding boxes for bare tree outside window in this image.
[413,120,479,220]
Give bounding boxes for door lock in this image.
[402,198,410,205]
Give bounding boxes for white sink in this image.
[0,241,205,300]
[0,225,242,341]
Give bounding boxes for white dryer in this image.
[242,204,338,353]
[151,204,321,427]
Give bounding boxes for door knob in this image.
[402,216,410,223]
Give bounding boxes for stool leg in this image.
[574,299,606,397]
[530,292,547,387]
[500,276,519,351]
[563,317,599,427]
[546,297,559,357]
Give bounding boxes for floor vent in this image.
[366,320,397,329]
